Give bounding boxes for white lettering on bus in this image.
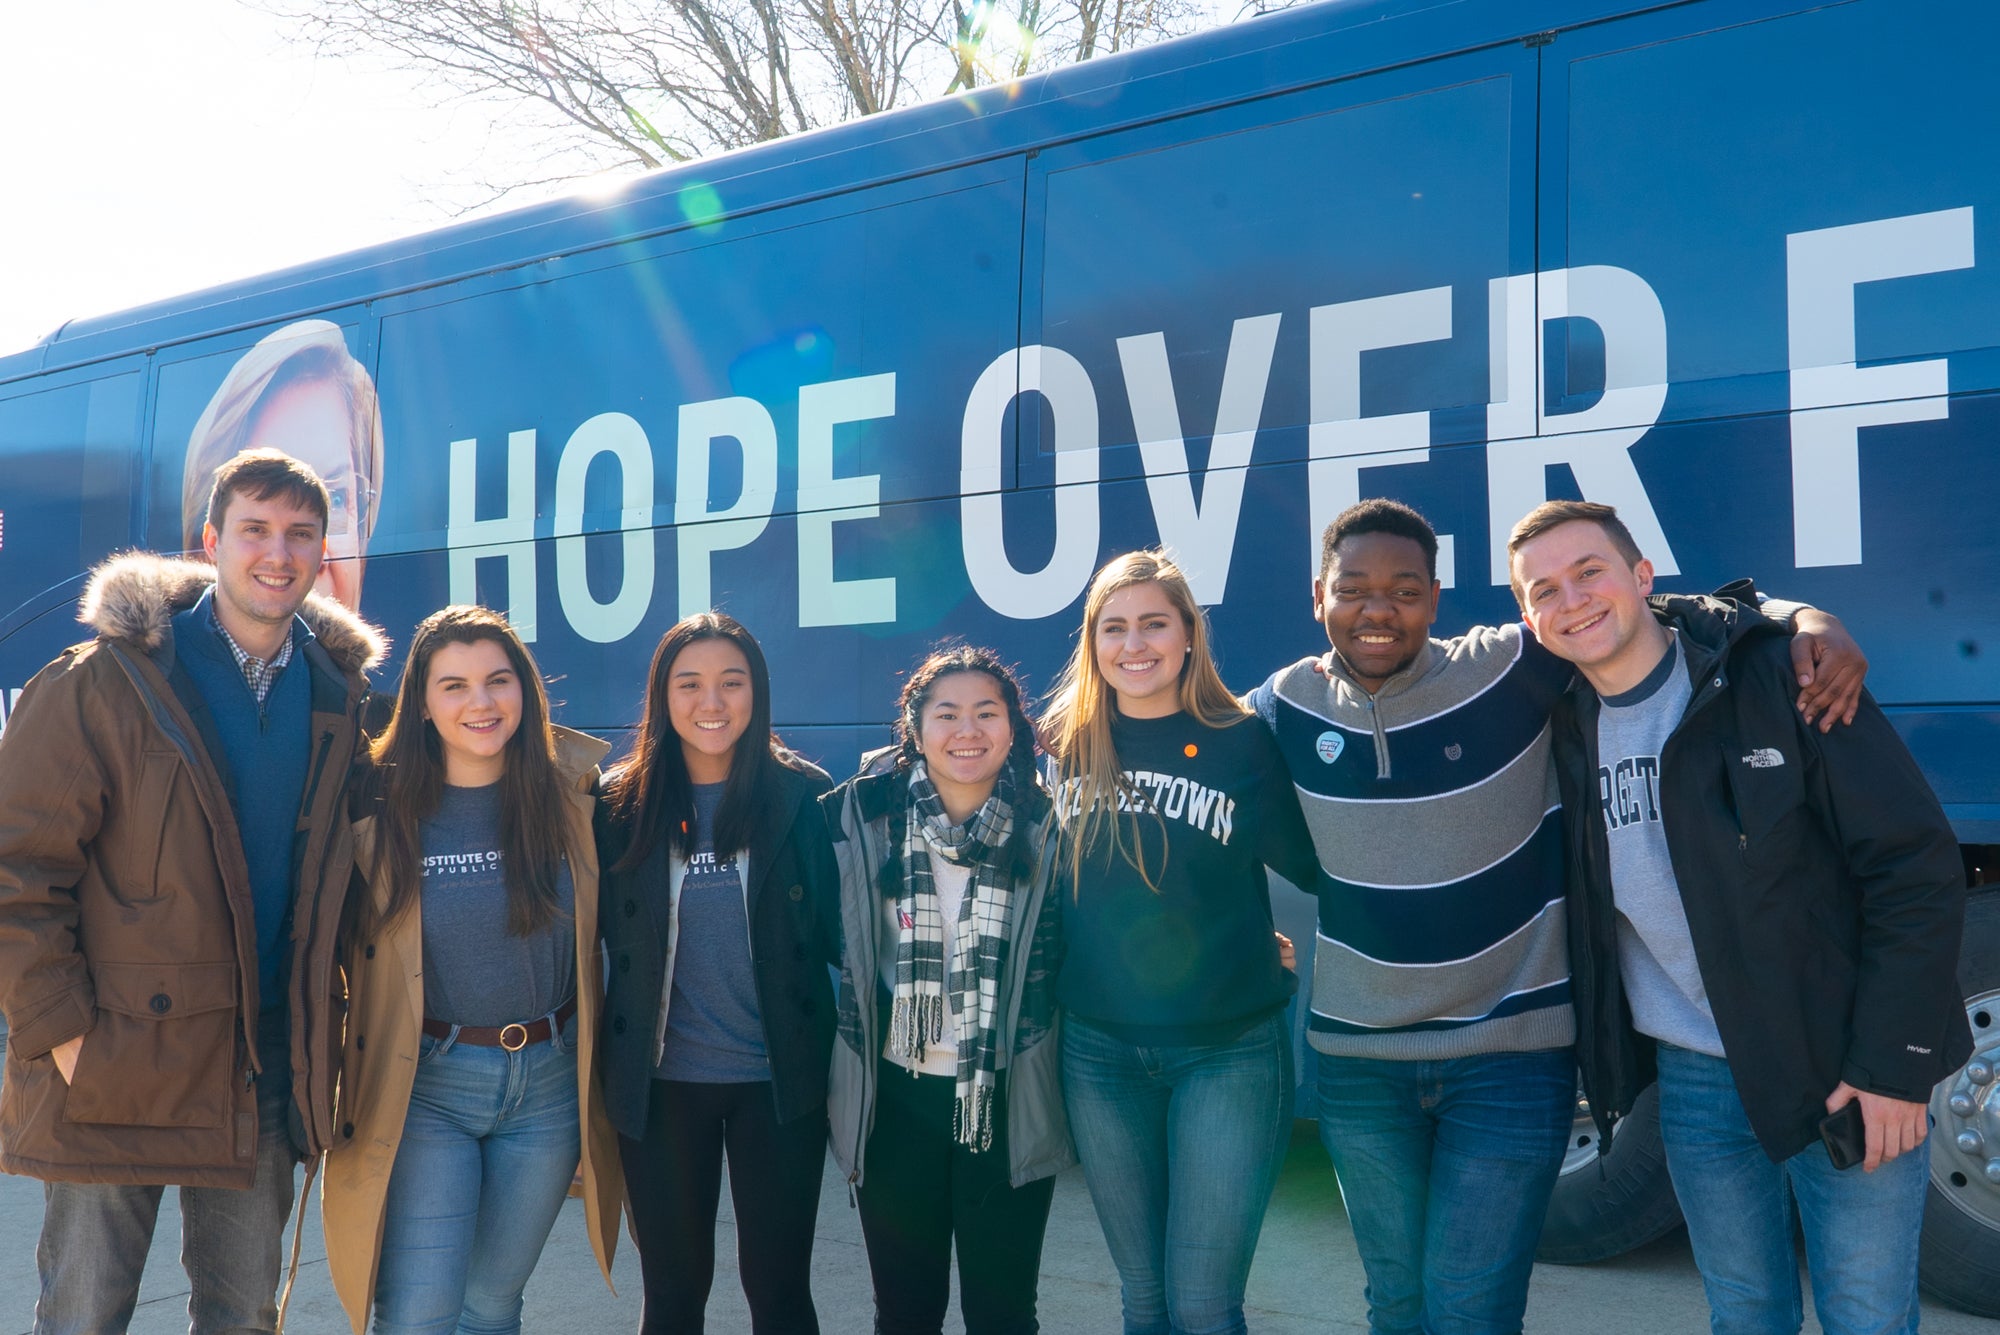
[447,429,539,638]
[675,396,779,618]
[1484,265,1678,585]
[555,412,655,644]
[437,207,1976,642]
[797,373,897,627]
[1787,207,1973,567]
[960,345,1101,621]
[1117,312,1282,604]
[1308,287,1456,587]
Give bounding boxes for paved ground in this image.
[0,1123,1989,1334]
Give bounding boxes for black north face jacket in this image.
[1552,595,1970,1162]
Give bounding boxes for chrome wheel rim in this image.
[1931,987,2000,1229]
[1559,1092,1600,1176]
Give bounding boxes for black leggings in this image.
[856,1062,1057,1335]
[620,1078,828,1335]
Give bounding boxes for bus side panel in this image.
[0,370,143,737]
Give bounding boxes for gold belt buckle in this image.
[499,1023,530,1052]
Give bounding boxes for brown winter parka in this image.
[0,554,385,1187]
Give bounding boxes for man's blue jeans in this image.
[1315,1046,1574,1335]
[372,1019,582,1335]
[35,1015,298,1335]
[1062,1010,1293,1335]
[1654,1043,1928,1335]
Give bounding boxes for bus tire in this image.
[1537,1082,1683,1264]
[1920,888,2000,1318]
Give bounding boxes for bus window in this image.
[1558,1,2000,417]
[1024,55,1531,615]
[0,371,141,628]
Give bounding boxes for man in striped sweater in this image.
[1245,499,1863,1335]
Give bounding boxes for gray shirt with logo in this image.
[1595,633,1725,1058]
[657,782,772,1083]
[420,783,576,1028]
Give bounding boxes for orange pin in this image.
[1184,744,1198,758]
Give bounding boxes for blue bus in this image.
[3,0,1995,1309]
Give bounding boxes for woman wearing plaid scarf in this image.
[825,644,1074,1335]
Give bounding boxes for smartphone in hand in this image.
[1820,1098,1866,1171]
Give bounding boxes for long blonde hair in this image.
[1041,549,1248,890]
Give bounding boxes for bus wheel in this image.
[1536,1082,1682,1264]
[1921,889,2000,1318]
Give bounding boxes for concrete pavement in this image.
[0,1124,1988,1334]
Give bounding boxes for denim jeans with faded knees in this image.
[1654,1042,1928,1335]
[1314,1046,1574,1335]
[371,1017,582,1335]
[1062,1009,1293,1335]
[35,1012,300,1335]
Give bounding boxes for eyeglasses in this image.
[326,482,376,541]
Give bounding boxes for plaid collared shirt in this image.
[207,601,295,705]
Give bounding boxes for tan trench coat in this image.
[320,728,621,1332]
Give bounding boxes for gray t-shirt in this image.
[420,783,576,1028]
[657,782,771,1083]
[1595,634,1724,1058]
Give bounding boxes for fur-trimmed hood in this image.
[79,552,389,677]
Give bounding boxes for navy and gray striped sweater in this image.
[1247,624,1577,1061]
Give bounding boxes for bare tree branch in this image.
[259,0,1230,204]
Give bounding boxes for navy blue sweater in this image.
[173,598,312,1012]
[1055,710,1315,1045]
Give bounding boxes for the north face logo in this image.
[1741,748,1785,769]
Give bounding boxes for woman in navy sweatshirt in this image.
[1042,549,1317,1335]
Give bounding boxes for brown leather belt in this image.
[422,996,577,1052]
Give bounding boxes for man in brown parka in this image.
[0,450,385,1334]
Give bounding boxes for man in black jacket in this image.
[1508,499,1968,1335]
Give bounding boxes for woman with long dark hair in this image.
[825,645,1072,1335]
[323,605,620,1333]
[597,611,840,1334]
[1042,549,1317,1335]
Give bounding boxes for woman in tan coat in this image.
[322,605,620,1333]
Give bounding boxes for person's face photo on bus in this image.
[181,320,383,614]
[1313,531,1441,693]
[245,374,370,607]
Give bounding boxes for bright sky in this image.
[0,0,595,357]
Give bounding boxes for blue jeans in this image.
[1062,1010,1293,1335]
[35,1013,298,1335]
[1654,1043,1928,1335]
[1314,1047,1574,1335]
[372,1020,582,1335]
